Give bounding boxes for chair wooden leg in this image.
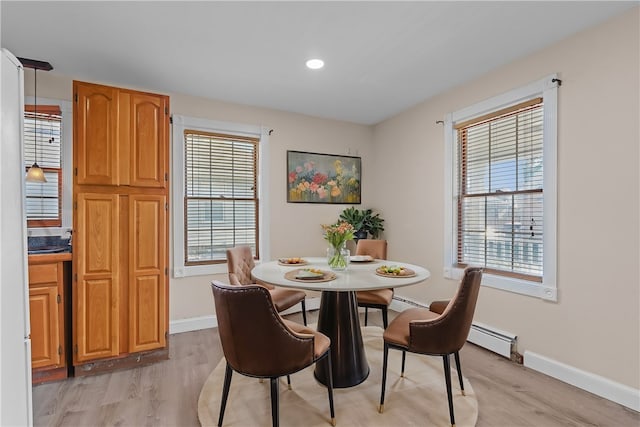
[443,354,455,427]
[401,350,406,377]
[270,377,279,427]
[364,307,369,326]
[218,363,233,426]
[381,307,388,329]
[379,342,390,413]
[454,351,465,396]
[325,352,336,426]
[301,299,307,326]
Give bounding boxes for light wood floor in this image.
[33,310,639,426]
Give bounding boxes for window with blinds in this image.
[184,130,259,264]
[24,106,62,227]
[456,98,544,281]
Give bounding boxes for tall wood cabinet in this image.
[72,81,169,368]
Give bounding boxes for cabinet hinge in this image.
[57,294,61,304]
[169,116,173,125]
[73,201,78,210]
[73,273,78,282]
[165,331,168,339]
[74,345,78,355]
[165,267,168,276]
[165,202,168,211]
[74,167,78,176]
[58,346,62,355]
[74,93,78,102]
[164,172,168,182]
[165,107,169,115]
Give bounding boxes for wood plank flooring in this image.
[33,310,639,426]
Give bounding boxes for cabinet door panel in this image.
[130,93,168,188]
[74,82,118,185]
[75,193,119,362]
[129,195,166,352]
[29,286,60,368]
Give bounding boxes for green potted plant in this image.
[339,207,385,240]
[364,211,385,239]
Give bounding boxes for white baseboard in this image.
[279,296,321,315]
[169,315,217,334]
[389,295,425,312]
[169,297,321,335]
[524,350,640,412]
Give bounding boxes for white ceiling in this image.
[1,1,636,125]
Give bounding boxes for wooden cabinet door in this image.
[29,286,61,369]
[128,194,167,352]
[74,193,120,362]
[74,81,119,186]
[129,93,169,188]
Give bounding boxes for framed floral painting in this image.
[287,150,361,204]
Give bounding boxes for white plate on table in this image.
[295,269,325,279]
[350,255,374,262]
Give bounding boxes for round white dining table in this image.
[252,257,430,388]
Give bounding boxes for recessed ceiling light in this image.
[306,58,324,70]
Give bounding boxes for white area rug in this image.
[198,326,478,426]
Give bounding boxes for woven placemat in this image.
[375,267,416,278]
[284,269,336,283]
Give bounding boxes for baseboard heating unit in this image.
[391,297,518,360]
[467,322,517,359]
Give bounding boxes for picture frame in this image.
[286,150,361,204]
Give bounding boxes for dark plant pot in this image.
[355,230,368,241]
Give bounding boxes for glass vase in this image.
[327,244,350,271]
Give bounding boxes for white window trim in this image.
[24,96,72,237]
[171,114,270,278]
[443,74,558,301]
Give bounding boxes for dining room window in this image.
[443,75,558,300]
[183,130,259,265]
[171,115,270,278]
[456,98,543,281]
[24,105,62,227]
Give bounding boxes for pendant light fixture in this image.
[19,57,54,183]
[25,67,46,182]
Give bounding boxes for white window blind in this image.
[24,106,62,227]
[184,130,258,264]
[456,98,544,281]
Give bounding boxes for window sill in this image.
[173,260,264,279]
[174,263,228,278]
[444,266,557,301]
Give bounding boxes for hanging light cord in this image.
[34,68,38,165]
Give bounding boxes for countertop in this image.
[28,252,72,263]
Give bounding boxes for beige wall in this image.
[27,6,638,390]
[168,95,373,319]
[25,71,373,322]
[371,8,639,389]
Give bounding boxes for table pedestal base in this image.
[314,291,369,388]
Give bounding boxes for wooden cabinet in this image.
[29,276,61,368]
[28,255,71,383]
[128,92,168,188]
[74,193,120,362]
[128,194,167,352]
[74,81,168,188]
[73,81,169,369]
[74,82,118,186]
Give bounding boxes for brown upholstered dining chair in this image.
[355,239,392,328]
[211,280,336,427]
[226,245,307,325]
[379,267,482,427]
[429,299,466,397]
